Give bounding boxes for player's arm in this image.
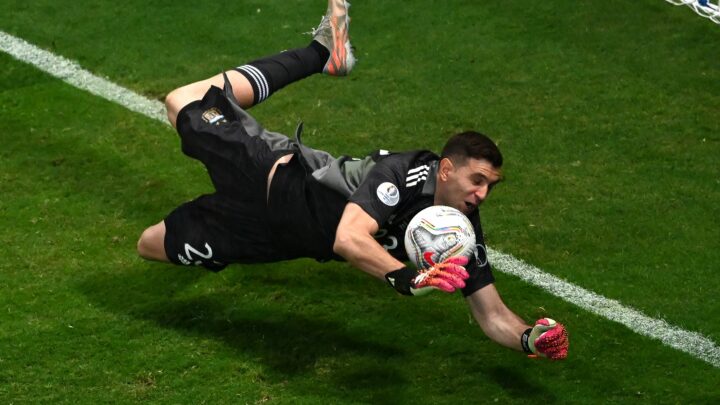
[333,202,405,281]
[334,203,469,295]
[466,285,569,359]
[466,284,529,350]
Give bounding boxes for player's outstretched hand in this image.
[385,256,470,296]
[526,318,569,360]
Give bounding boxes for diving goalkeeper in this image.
[136,0,569,360]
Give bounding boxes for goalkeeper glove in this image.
[521,318,569,360]
[385,256,469,296]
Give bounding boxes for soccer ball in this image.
[404,205,476,270]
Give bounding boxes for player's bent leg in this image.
[164,1,354,128]
[165,70,254,128]
[230,0,355,103]
[137,221,170,262]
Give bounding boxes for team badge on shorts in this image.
[201,107,227,125]
[376,182,400,206]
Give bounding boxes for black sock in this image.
[235,41,330,105]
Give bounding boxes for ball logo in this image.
[376,182,400,206]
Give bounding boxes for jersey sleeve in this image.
[347,158,406,227]
[461,211,495,296]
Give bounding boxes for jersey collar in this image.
[421,160,439,196]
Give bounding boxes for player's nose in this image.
[475,185,489,202]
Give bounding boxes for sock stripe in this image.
[237,65,265,102]
[237,65,269,103]
[243,65,269,101]
[234,67,261,104]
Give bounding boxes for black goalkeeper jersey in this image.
[267,147,495,295]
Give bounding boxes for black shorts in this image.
[163,86,295,270]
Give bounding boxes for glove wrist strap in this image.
[385,267,415,296]
[521,327,534,354]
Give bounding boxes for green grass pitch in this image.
[1,0,719,403]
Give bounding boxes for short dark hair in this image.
[440,131,503,168]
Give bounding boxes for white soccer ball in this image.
[404,205,476,270]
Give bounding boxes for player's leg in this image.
[138,193,285,270]
[165,0,354,128]
[164,41,327,128]
[165,71,249,128]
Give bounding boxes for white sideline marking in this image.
[489,249,720,368]
[0,31,167,124]
[2,29,719,369]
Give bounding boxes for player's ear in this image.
[438,158,455,181]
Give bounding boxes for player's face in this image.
[435,157,502,215]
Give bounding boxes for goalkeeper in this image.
[136,0,569,360]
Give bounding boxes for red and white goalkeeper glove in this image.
[521,318,569,360]
[385,256,470,296]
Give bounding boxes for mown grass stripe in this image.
[2,29,718,369]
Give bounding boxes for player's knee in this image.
[165,87,183,110]
[137,223,168,262]
[136,228,154,259]
[165,88,185,127]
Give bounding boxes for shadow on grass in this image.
[77,266,407,401]
[77,265,559,403]
[486,366,557,401]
